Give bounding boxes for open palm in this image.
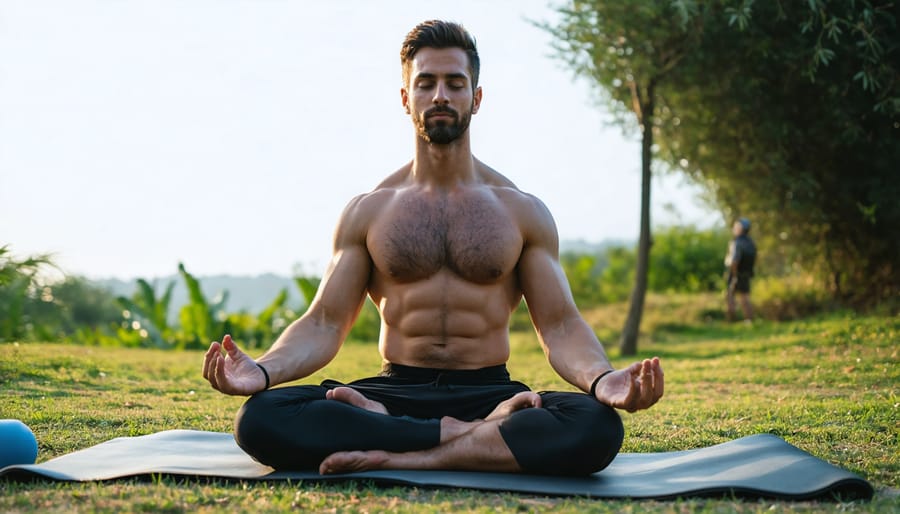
[594,357,664,412]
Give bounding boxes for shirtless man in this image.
[202,20,663,476]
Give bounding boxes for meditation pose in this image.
[202,20,664,476]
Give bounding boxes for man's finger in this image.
[202,341,220,380]
[637,359,655,408]
[621,364,642,412]
[222,334,242,360]
[652,357,664,401]
[209,353,223,391]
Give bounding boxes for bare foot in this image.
[436,392,542,443]
[439,416,478,443]
[484,391,542,421]
[325,386,389,415]
[319,450,391,474]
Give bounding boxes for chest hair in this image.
[373,192,519,283]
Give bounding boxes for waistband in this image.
[379,362,511,383]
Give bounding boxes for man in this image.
[202,20,663,476]
[725,217,757,322]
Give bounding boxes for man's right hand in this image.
[202,334,267,396]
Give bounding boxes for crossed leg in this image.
[319,387,542,474]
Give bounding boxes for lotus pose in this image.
[202,19,664,476]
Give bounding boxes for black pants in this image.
[234,364,624,476]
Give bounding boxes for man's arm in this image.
[730,243,741,276]
[203,195,373,395]
[515,194,663,412]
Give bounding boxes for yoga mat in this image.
[0,430,873,500]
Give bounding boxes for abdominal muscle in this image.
[373,269,516,369]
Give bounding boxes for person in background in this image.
[725,217,757,323]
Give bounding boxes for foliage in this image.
[294,275,382,343]
[348,299,382,343]
[597,246,637,302]
[542,1,706,130]
[30,275,123,343]
[293,276,320,306]
[662,0,899,304]
[545,0,899,306]
[648,224,729,293]
[175,263,230,349]
[113,266,309,350]
[115,278,176,348]
[752,274,834,321]
[560,252,606,305]
[0,245,53,341]
[247,287,291,348]
[559,225,731,306]
[0,250,380,350]
[0,245,126,344]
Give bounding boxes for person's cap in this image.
[738,218,751,231]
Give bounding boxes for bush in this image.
[648,225,730,294]
[752,275,832,321]
[559,225,730,307]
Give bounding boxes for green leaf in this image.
[294,277,320,306]
[258,288,288,326]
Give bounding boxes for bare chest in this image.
[368,191,522,283]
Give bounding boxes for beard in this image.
[414,104,472,145]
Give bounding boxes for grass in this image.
[1,293,897,513]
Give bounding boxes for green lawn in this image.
[1,294,897,513]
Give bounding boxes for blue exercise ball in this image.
[0,419,38,468]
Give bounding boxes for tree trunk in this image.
[619,85,655,356]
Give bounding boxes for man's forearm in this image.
[543,318,614,393]
[256,319,343,386]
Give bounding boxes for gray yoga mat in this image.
[0,430,873,500]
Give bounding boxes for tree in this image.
[545,1,899,324]
[655,1,899,303]
[543,1,707,355]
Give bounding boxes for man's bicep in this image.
[514,193,579,327]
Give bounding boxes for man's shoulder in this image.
[344,165,411,212]
[734,236,757,258]
[476,161,517,188]
[737,235,756,248]
[372,162,414,190]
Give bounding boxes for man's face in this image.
[401,47,482,145]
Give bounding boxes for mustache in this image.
[425,106,458,118]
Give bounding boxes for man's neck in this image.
[410,136,476,187]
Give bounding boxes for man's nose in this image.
[432,83,450,104]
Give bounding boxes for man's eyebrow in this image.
[414,72,469,82]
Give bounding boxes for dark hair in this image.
[400,20,480,90]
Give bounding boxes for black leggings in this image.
[234,364,623,476]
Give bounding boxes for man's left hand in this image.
[594,357,664,412]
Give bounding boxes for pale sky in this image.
[0,0,718,281]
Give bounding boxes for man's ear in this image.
[401,87,410,114]
[472,86,483,115]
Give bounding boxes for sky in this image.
[0,0,719,281]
